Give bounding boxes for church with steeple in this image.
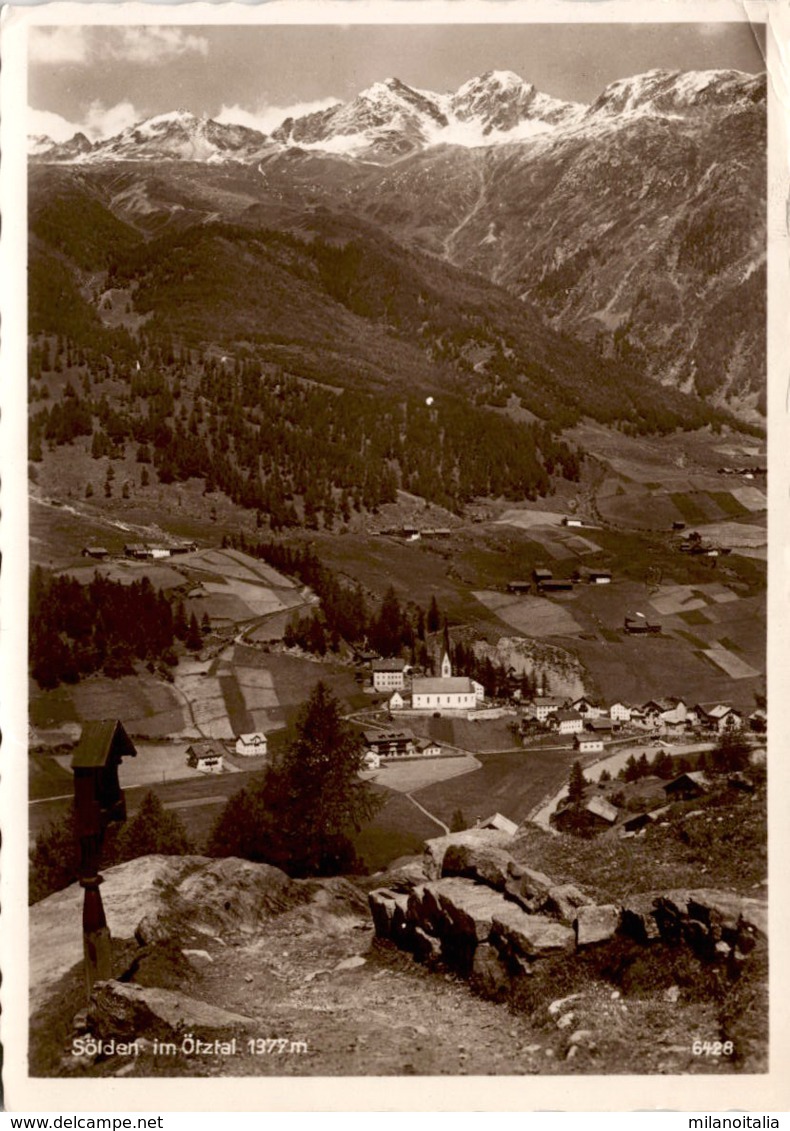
[410,649,484,714]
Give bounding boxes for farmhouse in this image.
[388,690,406,711]
[663,771,711,801]
[186,741,225,774]
[414,738,443,758]
[364,729,414,758]
[361,751,381,770]
[554,795,618,834]
[538,578,574,593]
[528,696,565,722]
[124,543,154,560]
[571,697,603,720]
[562,517,583,528]
[551,709,584,735]
[531,568,553,586]
[587,717,616,733]
[235,732,267,758]
[507,580,533,594]
[588,569,612,585]
[624,615,662,635]
[695,704,743,733]
[476,813,518,836]
[82,546,110,560]
[170,541,198,555]
[574,735,604,754]
[371,658,406,692]
[610,702,632,723]
[642,698,688,728]
[148,546,172,560]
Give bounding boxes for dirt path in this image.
[405,793,449,834]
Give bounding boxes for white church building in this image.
[410,653,483,714]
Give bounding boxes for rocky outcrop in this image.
[370,832,768,1002]
[423,829,514,881]
[88,981,257,1042]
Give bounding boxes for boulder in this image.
[470,943,511,999]
[390,892,412,946]
[503,862,555,912]
[546,884,592,923]
[492,906,576,961]
[368,889,399,939]
[173,857,308,935]
[88,980,257,1042]
[423,829,513,881]
[433,878,507,943]
[654,889,767,946]
[575,905,620,948]
[441,841,514,890]
[621,895,661,942]
[30,855,205,1017]
[412,927,442,964]
[120,940,196,989]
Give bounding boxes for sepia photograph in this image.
[2,0,787,1109]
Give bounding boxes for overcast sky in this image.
[29,21,766,142]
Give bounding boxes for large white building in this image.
[372,658,406,692]
[411,653,479,713]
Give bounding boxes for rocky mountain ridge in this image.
[30,67,762,166]
[28,65,766,418]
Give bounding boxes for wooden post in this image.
[81,875,112,996]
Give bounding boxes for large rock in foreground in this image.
[88,980,258,1042]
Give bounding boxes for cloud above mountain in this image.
[215,98,342,136]
[29,100,140,143]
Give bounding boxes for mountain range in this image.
[29,67,766,419]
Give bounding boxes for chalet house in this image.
[642,699,688,729]
[574,735,604,754]
[552,709,584,735]
[388,690,406,711]
[529,696,565,723]
[186,741,225,774]
[476,813,518,836]
[695,704,743,733]
[422,528,451,539]
[471,679,485,704]
[414,738,443,758]
[372,658,406,692]
[588,717,616,733]
[170,541,198,555]
[621,811,653,834]
[364,729,414,758]
[82,546,110,560]
[562,517,583,528]
[235,732,267,758]
[571,697,604,720]
[663,771,711,802]
[532,568,553,586]
[362,751,381,770]
[554,795,618,834]
[749,709,767,733]
[588,569,612,585]
[610,702,632,723]
[148,546,172,560]
[584,796,619,827]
